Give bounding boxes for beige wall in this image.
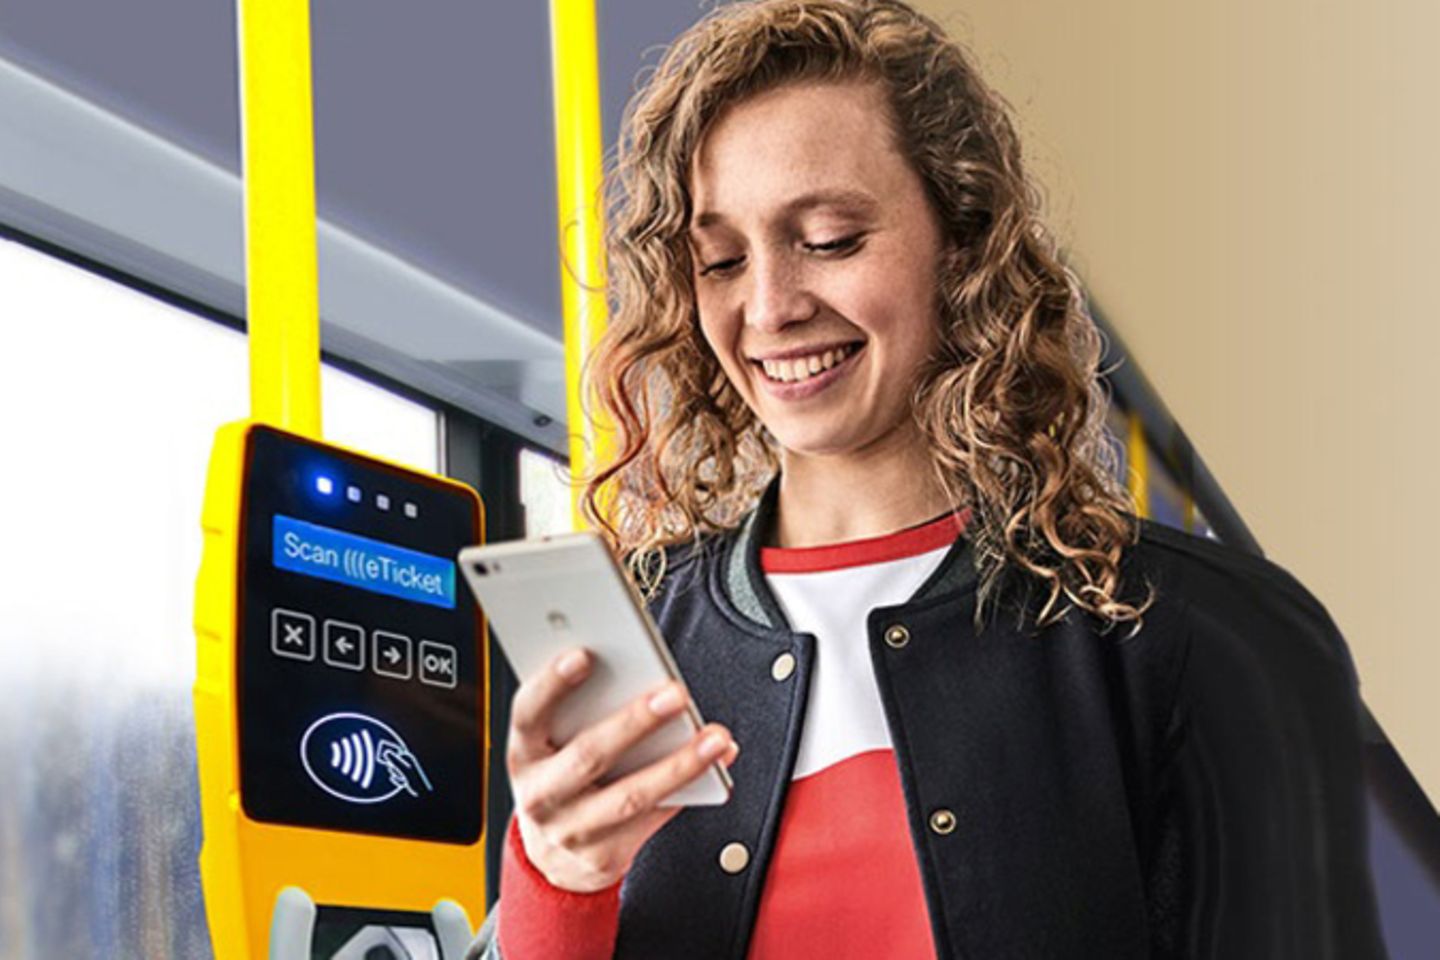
[914,0,1440,802]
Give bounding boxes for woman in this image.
[471,1,1384,957]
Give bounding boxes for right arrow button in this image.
[373,630,413,681]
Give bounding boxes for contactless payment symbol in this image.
[300,712,434,804]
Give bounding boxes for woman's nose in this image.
[745,252,816,333]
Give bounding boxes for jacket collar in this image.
[720,474,979,631]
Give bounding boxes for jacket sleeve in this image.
[465,817,623,960]
[1143,564,1387,959]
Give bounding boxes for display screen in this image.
[273,514,456,608]
[238,426,483,845]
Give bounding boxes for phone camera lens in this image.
[472,562,489,576]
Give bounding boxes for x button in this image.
[271,608,316,661]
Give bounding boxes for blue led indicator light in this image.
[315,475,335,496]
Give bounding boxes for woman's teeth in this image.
[759,344,857,383]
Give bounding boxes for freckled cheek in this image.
[857,307,938,380]
[696,312,750,387]
[871,262,943,351]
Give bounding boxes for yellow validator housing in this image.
[194,420,487,959]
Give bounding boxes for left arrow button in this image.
[323,619,365,671]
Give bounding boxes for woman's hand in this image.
[507,646,738,893]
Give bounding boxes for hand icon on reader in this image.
[376,739,433,797]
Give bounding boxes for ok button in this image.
[419,640,458,689]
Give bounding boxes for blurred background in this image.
[0,0,1435,956]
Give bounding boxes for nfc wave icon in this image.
[342,547,369,581]
[330,729,379,790]
[300,712,433,804]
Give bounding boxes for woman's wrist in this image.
[498,818,623,960]
[511,815,626,896]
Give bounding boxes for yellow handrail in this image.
[238,0,322,438]
[1127,410,1151,519]
[549,0,614,530]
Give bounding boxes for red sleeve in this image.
[497,817,623,960]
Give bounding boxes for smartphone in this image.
[458,532,732,806]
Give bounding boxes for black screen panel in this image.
[238,425,483,844]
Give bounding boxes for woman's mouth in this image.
[751,342,865,399]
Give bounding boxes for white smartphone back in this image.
[458,533,731,806]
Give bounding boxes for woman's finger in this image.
[506,647,592,770]
[521,679,693,808]
[542,723,735,846]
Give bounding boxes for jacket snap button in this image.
[929,808,957,835]
[719,841,751,874]
[884,624,911,648]
[771,652,796,681]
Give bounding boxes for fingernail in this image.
[648,685,684,715]
[555,650,587,680]
[698,732,728,760]
[723,741,741,765]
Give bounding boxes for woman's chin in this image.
[766,422,870,460]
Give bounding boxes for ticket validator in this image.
[194,0,493,951]
[189,0,616,951]
[193,422,487,959]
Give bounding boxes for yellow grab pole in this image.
[237,0,323,438]
[549,0,614,530]
[1127,410,1151,520]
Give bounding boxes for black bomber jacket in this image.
[473,481,1387,959]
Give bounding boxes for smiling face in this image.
[687,79,949,462]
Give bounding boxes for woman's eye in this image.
[805,234,864,254]
[698,234,864,279]
[699,256,744,277]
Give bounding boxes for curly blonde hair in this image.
[580,0,1152,634]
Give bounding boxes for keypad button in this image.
[373,631,413,680]
[323,619,365,671]
[272,608,316,661]
[419,640,459,689]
